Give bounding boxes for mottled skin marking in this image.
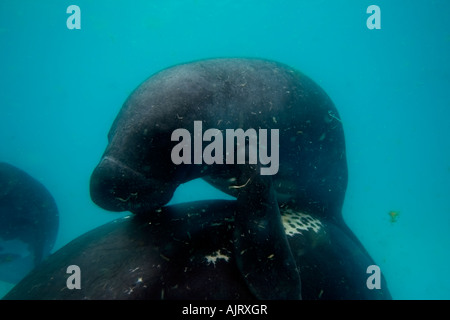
[281,209,323,236]
[204,249,231,266]
[202,208,325,266]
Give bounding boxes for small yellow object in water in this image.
[388,211,400,223]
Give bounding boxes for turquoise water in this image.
[1,0,449,299]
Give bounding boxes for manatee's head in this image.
[89,83,197,215]
[90,156,176,215]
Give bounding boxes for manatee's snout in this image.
[90,156,174,214]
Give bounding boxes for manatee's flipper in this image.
[232,166,301,300]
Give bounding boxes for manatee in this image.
[90,58,347,223]
[86,58,386,299]
[3,200,391,300]
[0,162,59,283]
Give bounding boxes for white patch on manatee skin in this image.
[204,249,230,266]
[280,208,323,237]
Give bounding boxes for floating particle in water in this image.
[388,211,400,223]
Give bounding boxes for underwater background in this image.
[0,0,449,299]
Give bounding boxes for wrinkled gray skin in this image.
[90,58,349,299]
